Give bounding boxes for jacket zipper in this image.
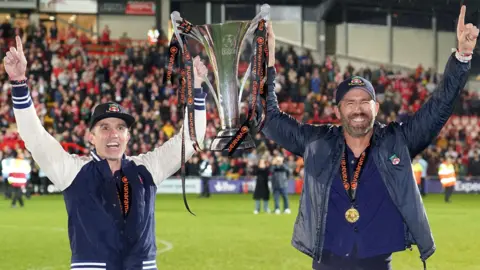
[315,142,344,263]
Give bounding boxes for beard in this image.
[340,111,375,138]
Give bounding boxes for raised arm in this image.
[130,56,208,186]
[3,36,88,191]
[260,23,325,157]
[399,6,477,158]
[130,89,207,186]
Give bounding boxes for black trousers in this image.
[200,177,210,197]
[4,181,12,199]
[445,186,454,202]
[312,250,392,270]
[11,187,24,207]
[420,177,426,196]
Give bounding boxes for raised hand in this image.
[193,56,208,88]
[457,5,479,54]
[267,22,275,67]
[3,36,27,81]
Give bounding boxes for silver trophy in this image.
[170,4,271,152]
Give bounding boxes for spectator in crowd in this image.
[468,150,480,176]
[412,155,424,195]
[438,155,457,203]
[270,156,291,215]
[101,25,111,46]
[198,151,212,198]
[252,157,270,214]
[416,154,428,196]
[2,150,31,207]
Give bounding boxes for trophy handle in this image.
[203,74,226,129]
[170,12,203,49]
[170,12,185,49]
[244,4,271,40]
[184,28,204,44]
[238,62,252,108]
[203,74,221,113]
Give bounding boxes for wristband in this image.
[453,48,472,63]
[10,78,27,86]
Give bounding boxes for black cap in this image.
[89,102,135,130]
[334,76,376,105]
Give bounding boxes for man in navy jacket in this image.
[262,6,477,270]
[3,36,208,270]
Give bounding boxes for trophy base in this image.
[210,128,256,153]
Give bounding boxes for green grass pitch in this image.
[0,193,479,270]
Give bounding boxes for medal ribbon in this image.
[116,176,131,218]
[340,146,369,204]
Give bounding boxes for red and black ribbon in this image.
[166,18,201,216]
[175,19,202,153]
[340,145,369,204]
[224,20,269,156]
[116,176,132,218]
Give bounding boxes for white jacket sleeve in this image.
[11,83,88,191]
[129,90,207,186]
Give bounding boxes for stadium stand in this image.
[0,19,479,189]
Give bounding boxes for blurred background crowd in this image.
[0,18,479,195]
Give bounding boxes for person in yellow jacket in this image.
[412,156,424,195]
[438,155,456,203]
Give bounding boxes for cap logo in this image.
[348,77,365,86]
[107,104,120,112]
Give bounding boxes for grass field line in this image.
[0,224,173,270]
[157,239,174,254]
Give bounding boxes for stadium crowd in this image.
[0,21,479,193]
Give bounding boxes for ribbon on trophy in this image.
[165,17,270,214]
[224,19,269,156]
[165,18,202,216]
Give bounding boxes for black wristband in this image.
[10,79,27,85]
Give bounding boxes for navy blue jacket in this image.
[261,53,470,265]
[11,83,207,270]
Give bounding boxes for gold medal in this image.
[345,207,360,223]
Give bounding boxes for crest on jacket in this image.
[389,154,400,165]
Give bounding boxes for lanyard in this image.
[116,175,131,218]
[340,145,369,204]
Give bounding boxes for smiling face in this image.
[334,88,379,138]
[89,117,130,160]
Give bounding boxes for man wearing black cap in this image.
[87,102,136,162]
[262,6,476,270]
[3,35,208,270]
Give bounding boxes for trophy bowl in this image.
[170,4,271,153]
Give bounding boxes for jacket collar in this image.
[372,121,384,146]
[90,148,132,180]
[90,148,127,163]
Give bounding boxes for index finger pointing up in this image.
[15,35,23,53]
[458,5,466,31]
